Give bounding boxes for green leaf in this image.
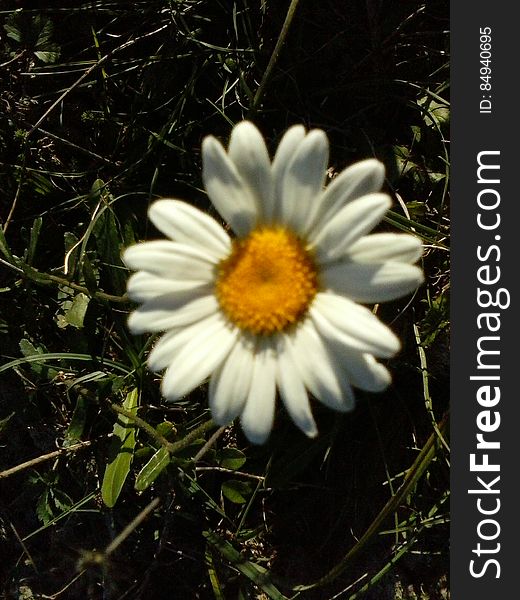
[155,421,176,440]
[63,293,90,328]
[30,172,54,195]
[4,16,21,42]
[81,254,99,294]
[19,338,38,357]
[93,206,125,295]
[205,546,225,600]
[418,96,450,129]
[34,49,60,64]
[135,446,171,491]
[221,479,252,504]
[51,488,73,513]
[101,388,139,507]
[36,490,53,525]
[217,447,246,470]
[0,225,15,262]
[90,178,106,200]
[34,17,54,48]
[25,216,43,265]
[64,394,89,446]
[18,338,59,379]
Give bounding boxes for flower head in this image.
[123,122,423,444]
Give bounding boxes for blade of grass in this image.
[249,0,302,113]
[0,352,132,375]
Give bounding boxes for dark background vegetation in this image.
[1,1,449,598]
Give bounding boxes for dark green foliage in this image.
[0,2,449,598]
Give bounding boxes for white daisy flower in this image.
[123,121,424,444]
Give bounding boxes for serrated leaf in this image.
[4,17,21,43]
[36,491,52,525]
[64,293,90,328]
[34,17,54,48]
[135,446,171,491]
[34,49,60,63]
[51,488,73,512]
[217,447,246,470]
[101,388,139,507]
[221,479,252,504]
[19,338,38,357]
[418,95,450,130]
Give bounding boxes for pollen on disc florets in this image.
[215,226,319,335]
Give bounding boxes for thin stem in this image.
[3,139,28,233]
[44,271,129,303]
[2,258,129,304]
[110,403,172,449]
[169,418,217,454]
[0,441,92,480]
[193,426,226,462]
[249,0,301,114]
[109,402,216,456]
[104,497,161,556]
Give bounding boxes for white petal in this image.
[311,293,400,358]
[127,271,211,303]
[161,318,237,401]
[128,292,218,334]
[288,321,355,412]
[347,233,423,264]
[147,329,184,373]
[147,312,225,372]
[321,261,424,303]
[209,335,255,425]
[276,336,318,437]
[228,122,274,222]
[308,159,385,232]
[240,339,277,444]
[271,125,306,221]
[202,136,258,236]
[311,193,391,261]
[149,199,231,260]
[123,240,218,280]
[347,353,391,392]
[324,339,391,392]
[279,129,329,234]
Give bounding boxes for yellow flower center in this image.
[215,226,319,335]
